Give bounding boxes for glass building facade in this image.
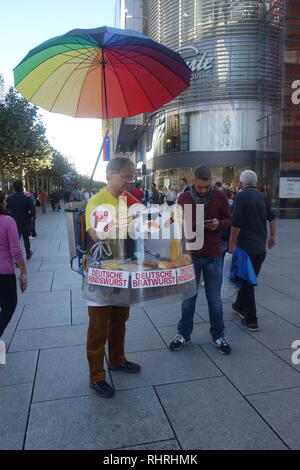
[280,0,300,217]
[115,0,300,217]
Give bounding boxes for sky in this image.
[1,0,116,182]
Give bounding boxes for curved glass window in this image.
[152,100,257,155]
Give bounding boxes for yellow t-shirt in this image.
[85,188,123,232]
[84,189,130,307]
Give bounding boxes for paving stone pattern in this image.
[1,210,300,449]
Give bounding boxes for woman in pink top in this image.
[0,191,28,338]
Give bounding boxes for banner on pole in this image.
[103,136,110,161]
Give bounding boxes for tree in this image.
[0,88,49,187]
[0,87,101,193]
[80,175,106,190]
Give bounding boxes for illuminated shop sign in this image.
[176,45,214,81]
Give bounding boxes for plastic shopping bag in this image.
[221,252,239,300]
[0,340,6,365]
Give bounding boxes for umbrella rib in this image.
[60,35,97,54]
[48,54,93,113]
[55,41,98,63]
[110,45,186,90]
[75,52,102,118]
[108,49,156,110]
[59,50,97,62]
[104,51,131,116]
[58,37,100,61]
[108,48,174,107]
[107,49,156,112]
[27,52,91,107]
[106,38,186,72]
[37,36,98,61]
[21,47,98,90]
[108,47,178,97]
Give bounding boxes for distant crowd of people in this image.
[129,177,248,208]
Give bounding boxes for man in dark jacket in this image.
[179,177,190,193]
[149,183,159,204]
[7,181,36,260]
[169,166,232,354]
[229,170,276,331]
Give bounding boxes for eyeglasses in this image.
[119,174,135,183]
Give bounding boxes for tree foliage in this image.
[0,87,104,191]
[0,87,49,175]
[0,88,73,188]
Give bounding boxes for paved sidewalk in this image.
[1,209,300,450]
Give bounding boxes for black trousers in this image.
[17,224,31,257]
[234,252,266,324]
[0,274,17,337]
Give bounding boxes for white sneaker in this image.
[0,340,6,365]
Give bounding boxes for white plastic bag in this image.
[0,340,6,365]
[221,252,239,300]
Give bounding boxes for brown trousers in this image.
[87,305,130,382]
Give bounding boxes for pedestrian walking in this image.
[131,182,144,203]
[64,189,71,203]
[85,157,141,398]
[229,170,276,331]
[82,188,90,202]
[178,177,190,194]
[159,189,166,205]
[142,187,149,206]
[0,191,28,340]
[166,185,177,206]
[7,181,35,260]
[70,186,83,202]
[215,182,223,191]
[39,190,48,213]
[24,190,37,238]
[149,183,159,204]
[169,166,232,354]
[50,191,60,211]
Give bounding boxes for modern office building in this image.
[257,0,300,217]
[114,0,300,217]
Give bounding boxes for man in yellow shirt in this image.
[85,157,141,398]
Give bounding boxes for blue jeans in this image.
[178,256,225,341]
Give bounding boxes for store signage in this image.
[177,45,214,81]
[279,177,300,199]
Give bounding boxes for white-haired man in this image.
[229,170,276,331]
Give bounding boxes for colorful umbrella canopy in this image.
[14,26,191,119]
[63,172,81,186]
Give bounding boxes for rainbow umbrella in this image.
[14,26,191,120]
